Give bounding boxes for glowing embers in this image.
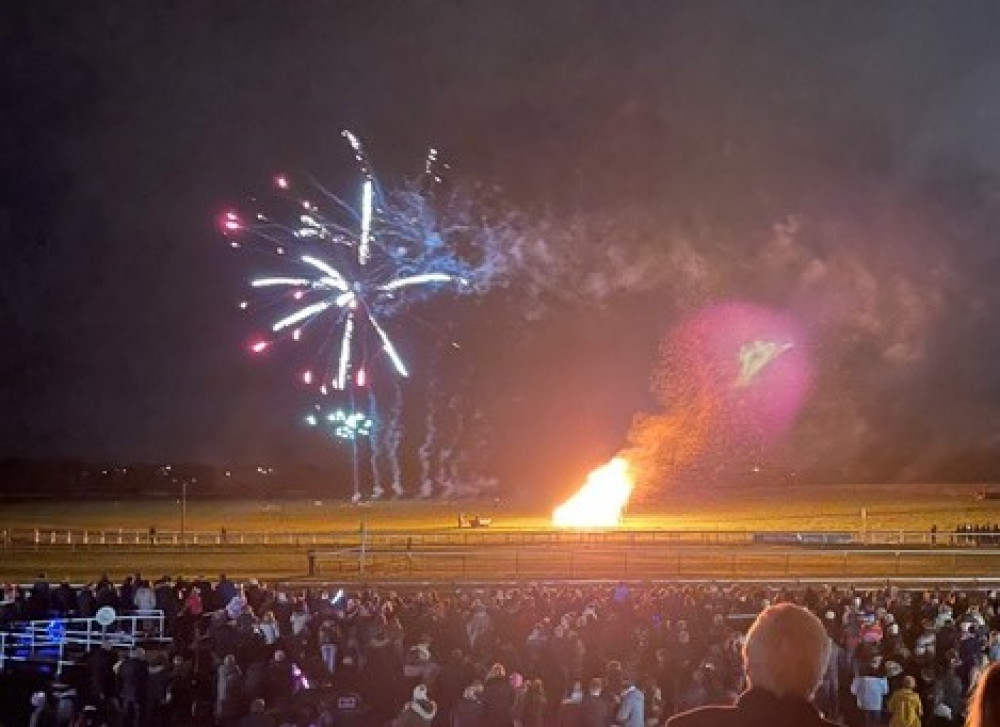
[553,457,633,528]
[305,408,373,440]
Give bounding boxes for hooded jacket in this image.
[888,687,922,727]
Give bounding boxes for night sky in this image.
[4,2,1000,495]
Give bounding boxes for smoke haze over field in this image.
[2,2,1000,495]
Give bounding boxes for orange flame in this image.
[552,457,633,528]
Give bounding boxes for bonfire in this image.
[552,457,633,528]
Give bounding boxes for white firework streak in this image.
[252,277,311,288]
[335,314,354,390]
[273,299,335,331]
[359,179,374,266]
[379,273,462,292]
[301,256,350,291]
[367,312,409,378]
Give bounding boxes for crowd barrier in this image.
[0,610,167,676]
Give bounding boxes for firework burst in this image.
[222,130,473,395]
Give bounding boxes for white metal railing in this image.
[4,526,1000,550]
[0,610,168,676]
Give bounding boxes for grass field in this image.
[0,482,997,583]
[1,482,995,533]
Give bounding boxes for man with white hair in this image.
[666,603,841,727]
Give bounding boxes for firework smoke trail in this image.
[437,394,463,497]
[418,371,440,498]
[350,429,361,502]
[368,386,384,499]
[388,378,404,496]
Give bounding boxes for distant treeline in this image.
[0,458,348,499]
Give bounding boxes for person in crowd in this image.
[22,575,1000,726]
[398,684,438,727]
[239,698,276,727]
[886,675,921,727]
[146,651,172,726]
[968,661,1000,727]
[666,603,839,727]
[483,663,516,727]
[852,663,889,726]
[581,677,610,727]
[617,678,645,727]
[266,649,295,713]
[29,690,56,727]
[453,682,485,727]
[217,653,245,726]
[117,647,149,727]
[519,678,548,727]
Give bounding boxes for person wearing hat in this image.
[666,604,839,727]
[397,683,438,727]
[887,675,922,727]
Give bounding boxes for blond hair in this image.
[743,603,830,699]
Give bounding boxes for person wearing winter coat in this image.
[398,684,438,727]
[581,678,611,727]
[887,676,922,727]
[146,652,172,726]
[216,653,245,725]
[519,679,548,727]
[666,604,840,727]
[851,667,888,727]
[29,691,56,727]
[483,664,516,727]
[117,647,149,727]
[616,683,645,727]
[452,683,485,727]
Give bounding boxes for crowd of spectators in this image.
[9,572,1000,726]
